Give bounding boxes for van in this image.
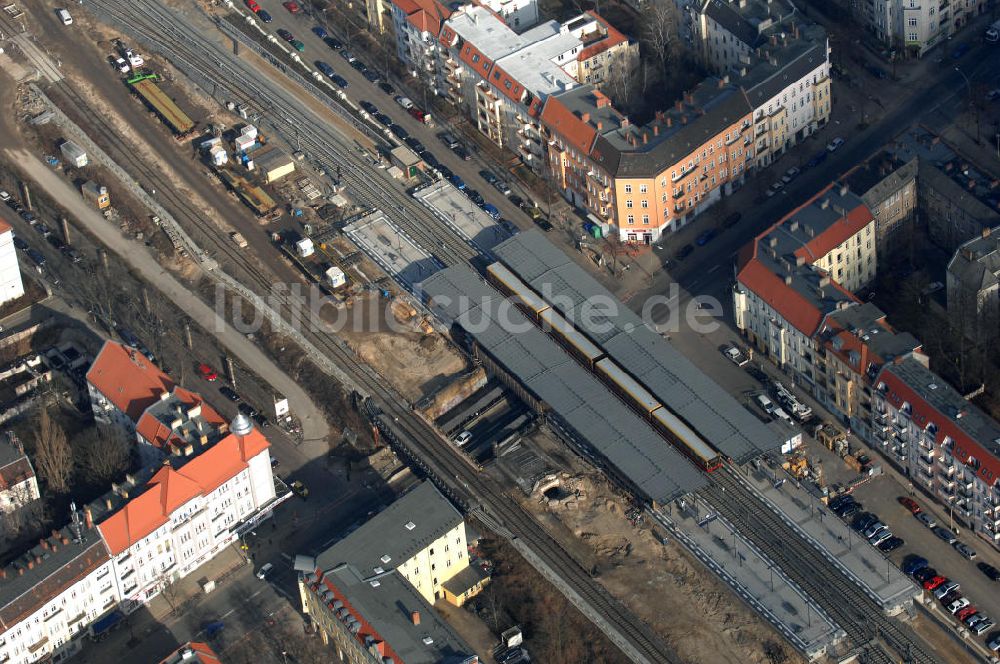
[395,96,414,110]
[756,394,775,414]
[57,8,73,25]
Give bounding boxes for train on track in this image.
[486,262,724,471]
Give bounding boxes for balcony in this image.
[874,410,887,423]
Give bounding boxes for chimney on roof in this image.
[684,92,694,105]
[653,125,659,136]
[580,112,590,123]
[768,236,778,248]
[983,227,992,239]
[655,111,664,122]
[84,506,93,530]
[784,275,793,285]
[789,220,799,232]
[26,559,33,570]
[0,568,6,579]
[40,538,49,550]
[642,132,648,144]
[839,184,849,196]
[50,540,58,553]
[411,610,421,625]
[681,115,688,125]
[771,34,778,46]
[17,567,23,576]
[105,497,113,510]
[666,116,672,127]
[820,198,830,210]
[60,536,68,545]
[795,255,806,266]
[675,100,683,111]
[596,121,603,130]
[159,391,170,401]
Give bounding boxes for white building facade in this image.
[0,220,24,306]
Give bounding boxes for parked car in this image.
[978,562,1000,581]
[534,218,553,232]
[902,555,929,576]
[954,542,977,560]
[374,112,392,126]
[723,345,749,366]
[722,211,742,228]
[324,36,343,50]
[256,563,274,580]
[282,1,301,13]
[257,9,272,22]
[675,244,694,261]
[933,526,958,544]
[465,189,485,206]
[806,151,827,168]
[745,365,768,383]
[913,567,938,583]
[974,618,995,635]
[839,502,863,519]
[341,50,357,63]
[0,190,9,202]
[330,75,349,88]
[951,43,970,59]
[360,100,378,114]
[389,124,409,139]
[197,363,218,382]
[947,597,971,614]
[312,26,328,39]
[379,82,395,95]
[870,530,892,547]
[290,40,305,52]
[964,612,986,628]
[245,0,260,12]
[449,175,466,190]
[826,137,845,152]
[987,633,1000,651]
[922,575,947,591]
[897,497,922,514]
[695,229,716,246]
[453,145,472,161]
[933,580,959,599]
[482,203,501,220]
[956,605,979,621]
[916,512,937,528]
[404,137,426,153]
[877,536,904,553]
[453,431,472,446]
[219,386,241,402]
[315,61,335,78]
[277,28,294,42]
[781,167,800,184]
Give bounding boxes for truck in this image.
[987,20,1000,43]
[230,231,248,248]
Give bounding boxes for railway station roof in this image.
[420,267,706,504]
[492,230,780,463]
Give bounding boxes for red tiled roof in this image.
[97,428,270,555]
[736,258,827,336]
[793,203,874,262]
[540,95,598,155]
[487,64,525,103]
[393,0,451,35]
[87,341,175,422]
[0,219,11,235]
[578,11,629,61]
[159,642,222,664]
[0,457,34,491]
[881,369,1000,486]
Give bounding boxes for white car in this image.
[453,431,472,447]
[256,562,274,580]
[973,618,994,635]
[933,580,959,599]
[947,597,970,614]
[953,542,977,560]
[723,345,749,367]
[0,190,9,202]
[125,50,144,68]
[870,530,892,546]
[826,137,845,152]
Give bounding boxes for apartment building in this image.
[133,387,228,465]
[734,184,883,373]
[95,413,276,609]
[476,0,539,31]
[849,0,987,57]
[885,127,1000,252]
[0,214,25,306]
[86,340,175,434]
[297,481,481,663]
[389,0,452,87]
[684,0,799,73]
[842,153,918,255]
[559,12,635,90]
[0,436,39,513]
[873,357,1000,547]
[946,226,1000,341]
[0,513,118,664]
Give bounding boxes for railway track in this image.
[0,3,684,663]
[702,468,942,664]
[88,0,477,269]
[3,4,947,664]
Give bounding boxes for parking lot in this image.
[852,475,1000,650]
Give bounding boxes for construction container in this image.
[324,266,346,288]
[60,140,88,167]
[295,238,314,258]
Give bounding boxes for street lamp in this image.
[954,66,981,145]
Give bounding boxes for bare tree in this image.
[643,0,680,82]
[603,49,640,112]
[75,425,131,487]
[32,407,73,494]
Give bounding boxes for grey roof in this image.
[0,517,110,629]
[821,302,922,367]
[322,565,475,664]
[741,39,828,109]
[0,436,26,471]
[317,481,462,574]
[420,266,705,503]
[702,0,767,49]
[593,80,753,178]
[441,563,489,596]
[701,0,799,47]
[845,153,918,211]
[490,230,780,462]
[948,228,1000,291]
[881,358,1000,461]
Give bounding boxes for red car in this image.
[197,363,218,382]
[923,575,947,591]
[245,0,260,11]
[897,496,922,514]
[956,605,979,622]
[283,1,301,12]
